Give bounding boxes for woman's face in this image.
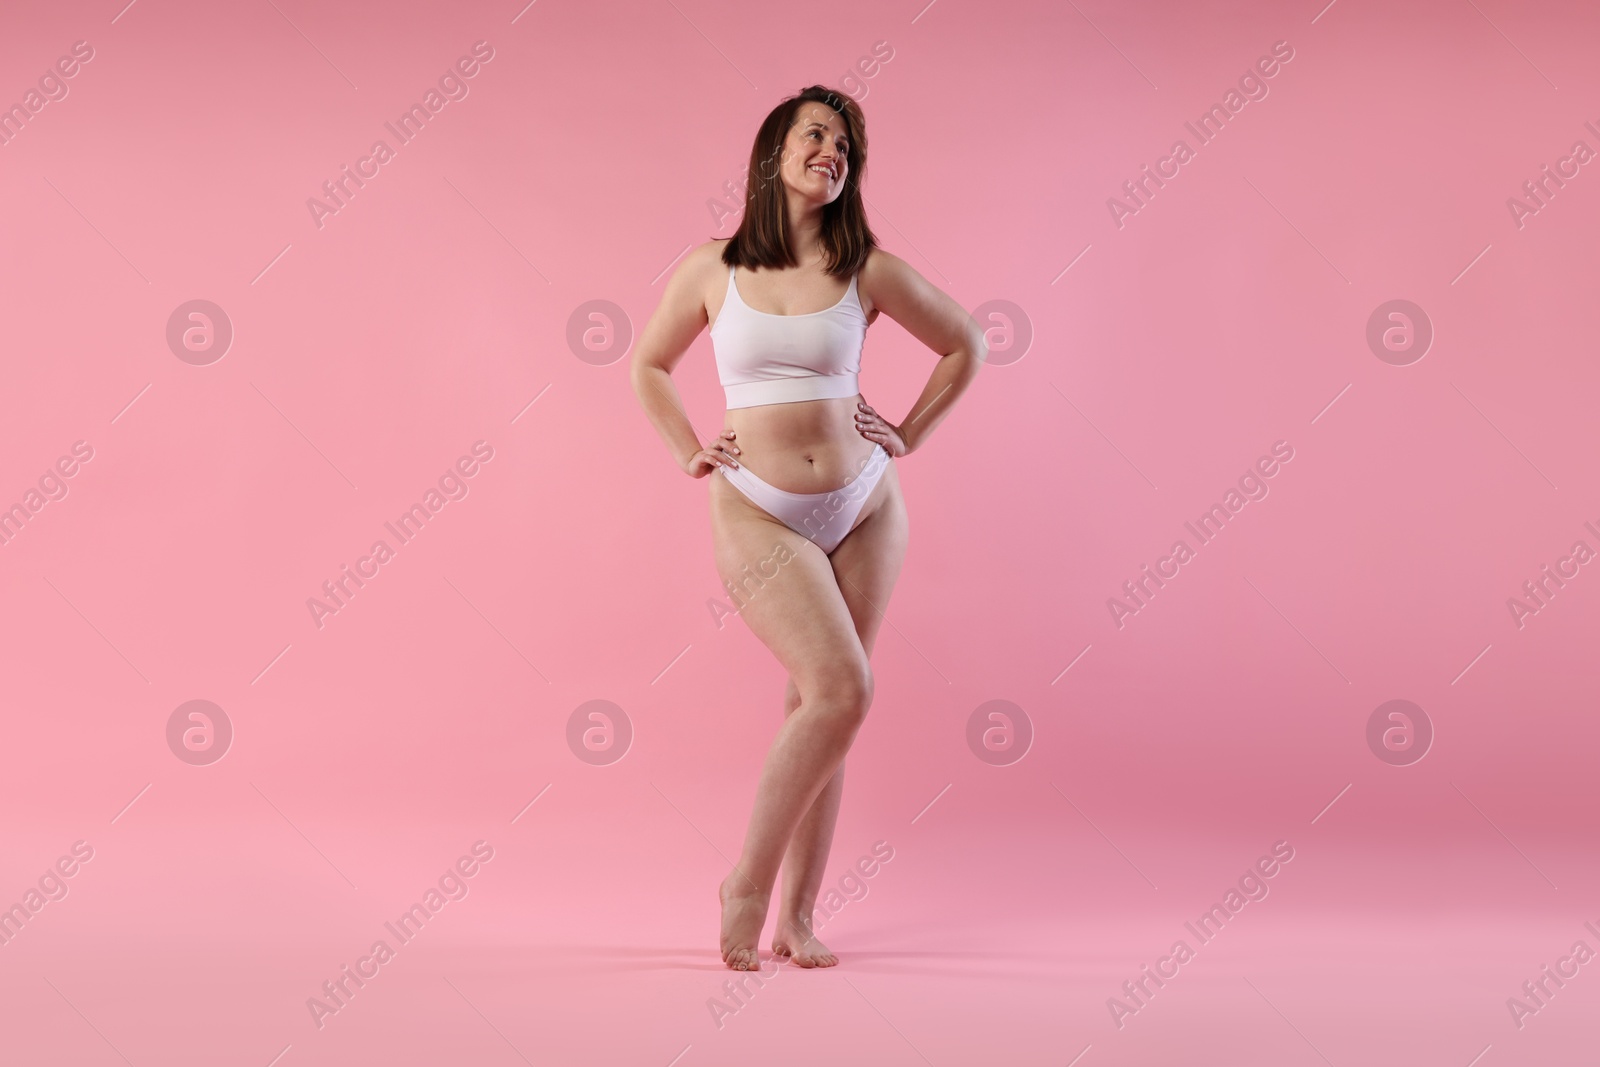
[774,102,850,206]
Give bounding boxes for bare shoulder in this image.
[660,238,729,319]
[858,246,931,320]
[858,246,906,323]
[633,238,732,375]
[860,244,907,280]
[702,236,733,262]
[676,237,724,279]
[700,236,733,271]
[857,246,982,355]
[687,238,732,299]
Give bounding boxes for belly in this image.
[724,395,876,493]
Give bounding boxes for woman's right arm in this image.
[629,243,737,477]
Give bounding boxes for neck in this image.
[784,196,826,266]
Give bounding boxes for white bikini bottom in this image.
[718,443,890,555]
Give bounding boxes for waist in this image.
[723,395,879,492]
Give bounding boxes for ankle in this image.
[721,871,769,902]
[777,910,816,933]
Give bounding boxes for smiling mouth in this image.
[808,164,835,180]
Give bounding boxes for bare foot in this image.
[718,873,768,971]
[771,914,837,968]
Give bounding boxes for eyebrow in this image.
[805,122,848,142]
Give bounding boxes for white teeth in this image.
[810,165,833,178]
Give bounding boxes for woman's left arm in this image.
[857,249,988,455]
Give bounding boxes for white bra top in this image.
[710,264,869,409]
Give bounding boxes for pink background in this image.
[3,0,1598,1063]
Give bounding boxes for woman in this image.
[630,85,985,971]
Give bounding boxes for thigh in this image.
[827,460,910,660]
[708,474,871,690]
[780,465,909,715]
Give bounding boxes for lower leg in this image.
[779,761,843,916]
[772,761,844,966]
[719,677,868,969]
[733,678,866,890]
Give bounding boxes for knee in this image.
[812,663,873,731]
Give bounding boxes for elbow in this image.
[629,359,656,399]
[956,319,989,368]
[966,330,990,373]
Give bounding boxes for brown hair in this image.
[720,85,878,277]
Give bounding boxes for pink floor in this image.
[6,812,1598,1064]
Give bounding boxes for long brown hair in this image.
[720,85,878,277]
